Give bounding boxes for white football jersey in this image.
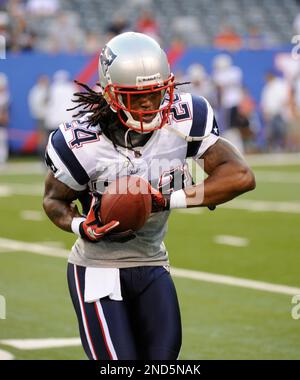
[45,92,220,268]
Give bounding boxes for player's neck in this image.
[103,122,154,150]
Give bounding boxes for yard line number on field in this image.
[0,237,299,296]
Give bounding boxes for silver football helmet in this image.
[98,32,175,133]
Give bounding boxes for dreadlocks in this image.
[67,80,121,147]
[67,80,117,128]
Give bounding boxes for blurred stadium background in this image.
[1,0,300,360]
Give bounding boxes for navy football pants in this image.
[67,264,182,360]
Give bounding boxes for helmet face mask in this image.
[99,32,175,133]
[104,77,175,133]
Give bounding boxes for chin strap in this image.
[164,125,211,142]
[124,128,131,149]
[123,128,143,158]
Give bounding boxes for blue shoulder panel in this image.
[51,128,89,186]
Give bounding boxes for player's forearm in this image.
[184,162,256,208]
[43,171,82,232]
[43,197,81,232]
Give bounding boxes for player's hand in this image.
[79,196,120,242]
[148,183,170,213]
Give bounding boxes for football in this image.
[100,176,152,233]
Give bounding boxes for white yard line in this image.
[246,153,300,166]
[0,153,298,175]
[221,199,300,213]
[0,338,81,350]
[254,171,300,183]
[20,210,44,221]
[0,238,299,296]
[175,199,300,214]
[0,238,68,258]
[214,235,249,247]
[1,171,300,200]
[0,184,43,197]
[171,268,300,296]
[0,162,44,175]
[0,349,14,360]
[176,208,204,214]
[0,153,299,178]
[3,188,300,214]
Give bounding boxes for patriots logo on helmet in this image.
[100,45,117,76]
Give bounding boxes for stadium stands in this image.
[55,0,300,49]
[2,0,299,52]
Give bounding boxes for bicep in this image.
[44,170,80,203]
[199,137,248,175]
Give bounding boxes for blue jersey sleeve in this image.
[45,126,89,191]
[186,96,220,158]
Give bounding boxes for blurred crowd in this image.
[0,68,78,165]
[0,0,163,54]
[0,0,300,164]
[20,54,300,162]
[0,56,300,165]
[1,0,89,53]
[181,54,300,154]
[0,72,9,165]
[27,69,77,156]
[1,0,300,53]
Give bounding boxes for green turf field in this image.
[0,157,300,359]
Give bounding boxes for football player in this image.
[43,32,255,360]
